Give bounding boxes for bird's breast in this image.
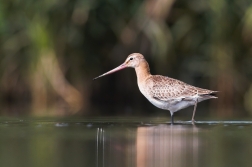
[137,80,151,98]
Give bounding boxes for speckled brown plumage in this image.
[94,53,217,124]
[145,75,216,101]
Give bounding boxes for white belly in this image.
[146,96,196,113]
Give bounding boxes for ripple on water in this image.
[55,123,69,127]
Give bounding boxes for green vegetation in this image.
[0,0,252,117]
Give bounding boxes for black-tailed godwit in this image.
[94,53,217,124]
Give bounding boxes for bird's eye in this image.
[130,57,133,60]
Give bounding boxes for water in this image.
[0,117,251,167]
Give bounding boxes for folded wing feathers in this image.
[147,75,217,101]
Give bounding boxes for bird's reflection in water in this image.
[95,124,200,167]
[136,125,200,167]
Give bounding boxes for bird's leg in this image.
[170,112,174,125]
[192,99,198,123]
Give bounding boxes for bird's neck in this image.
[135,60,151,83]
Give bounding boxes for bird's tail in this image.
[201,91,218,99]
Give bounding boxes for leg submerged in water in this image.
[170,111,174,125]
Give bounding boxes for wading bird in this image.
[94,53,217,124]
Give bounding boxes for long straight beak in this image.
[93,63,127,80]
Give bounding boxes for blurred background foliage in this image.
[1,0,252,118]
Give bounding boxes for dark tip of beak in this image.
[93,76,99,80]
[92,63,127,81]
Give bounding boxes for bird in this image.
[93,53,217,124]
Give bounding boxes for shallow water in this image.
[0,117,251,167]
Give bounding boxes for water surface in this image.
[0,117,251,167]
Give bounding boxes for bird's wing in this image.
[146,75,215,101]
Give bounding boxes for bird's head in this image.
[93,53,145,80]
